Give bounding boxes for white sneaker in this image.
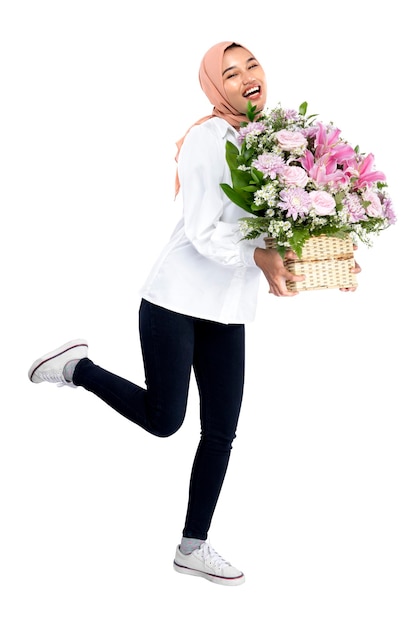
[28,339,88,386]
[173,542,245,586]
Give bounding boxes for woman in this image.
[28,42,360,586]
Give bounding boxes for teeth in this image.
[244,86,260,97]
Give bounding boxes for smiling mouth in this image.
[243,86,261,98]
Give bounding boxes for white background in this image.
[1,1,416,624]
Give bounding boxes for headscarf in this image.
[174,41,254,196]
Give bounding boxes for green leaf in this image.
[225,141,239,170]
[299,101,308,116]
[241,185,259,192]
[250,168,264,184]
[250,202,265,213]
[230,168,252,188]
[241,230,262,240]
[289,228,310,258]
[220,184,251,212]
[242,147,255,163]
[275,243,287,259]
[246,101,258,122]
[225,140,239,156]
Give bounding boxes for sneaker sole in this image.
[173,561,245,586]
[28,339,88,383]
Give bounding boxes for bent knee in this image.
[154,424,182,438]
[150,413,185,438]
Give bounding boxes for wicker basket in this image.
[264,235,357,292]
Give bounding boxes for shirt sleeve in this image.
[177,122,258,268]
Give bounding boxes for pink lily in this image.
[299,151,346,185]
[353,153,386,188]
[313,122,356,163]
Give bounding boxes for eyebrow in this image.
[222,57,256,76]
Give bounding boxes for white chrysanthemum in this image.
[239,221,251,236]
[337,203,350,225]
[254,182,278,207]
[311,216,328,227]
[267,220,293,243]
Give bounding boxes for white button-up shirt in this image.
[140,117,263,324]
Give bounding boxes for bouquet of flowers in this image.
[221,102,396,260]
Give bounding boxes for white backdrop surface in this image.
[1,1,416,625]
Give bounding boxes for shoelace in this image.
[197,542,231,569]
[39,369,67,385]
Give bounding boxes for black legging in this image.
[73,299,245,540]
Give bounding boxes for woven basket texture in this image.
[264,235,357,292]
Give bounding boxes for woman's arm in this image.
[178,123,256,268]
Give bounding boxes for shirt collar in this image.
[216,116,240,141]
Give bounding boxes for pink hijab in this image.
[174,41,254,196]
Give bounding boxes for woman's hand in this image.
[339,245,361,292]
[254,247,304,297]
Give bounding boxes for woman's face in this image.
[222,46,267,115]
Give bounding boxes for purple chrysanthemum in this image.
[277,188,312,219]
[252,153,285,180]
[283,109,299,121]
[238,121,266,144]
[343,192,366,223]
[382,196,397,225]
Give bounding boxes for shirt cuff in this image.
[239,240,259,268]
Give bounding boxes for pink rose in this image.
[309,190,336,216]
[281,165,309,188]
[363,189,383,217]
[274,129,307,152]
